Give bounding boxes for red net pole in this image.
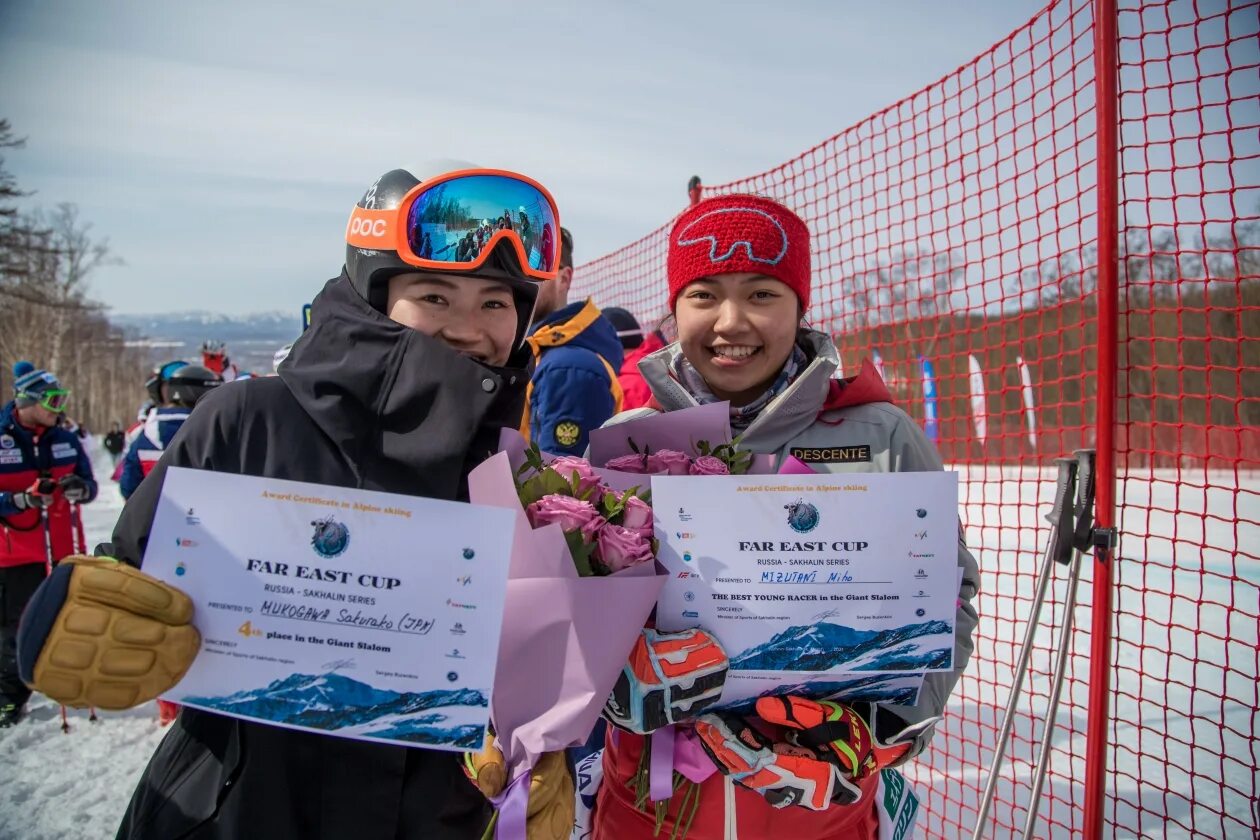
[1084,0,1119,836]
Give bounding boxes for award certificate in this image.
[142,467,514,752]
[652,472,959,696]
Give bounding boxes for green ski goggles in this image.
[21,388,71,413]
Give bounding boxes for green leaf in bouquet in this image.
[523,444,548,474]
[539,468,573,496]
[517,473,549,508]
[563,529,599,577]
[602,491,623,518]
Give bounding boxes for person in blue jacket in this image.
[0,361,96,726]
[119,363,221,498]
[525,227,624,454]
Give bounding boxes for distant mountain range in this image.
[183,671,488,748]
[112,310,306,374]
[730,620,954,672]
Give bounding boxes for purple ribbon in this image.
[490,769,531,840]
[650,726,676,801]
[650,725,719,802]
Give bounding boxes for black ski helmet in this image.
[165,364,222,408]
[145,359,188,405]
[344,168,542,348]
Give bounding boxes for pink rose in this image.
[619,495,654,537]
[526,494,600,533]
[548,455,601,497]
[649,449,692,476]
[595,523,655,573]
[579,515,605,544]
[604,453,662,474]
[689,455,731,476]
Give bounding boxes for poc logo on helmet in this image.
[348,216,388,238]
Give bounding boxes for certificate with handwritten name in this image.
[652,472,958,699]
[142,466,514,751]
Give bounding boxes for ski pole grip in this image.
[1047,457,1078,565]
[1072,449,1097,553]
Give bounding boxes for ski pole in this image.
[72,501,87,555]
[70,502,99,723]
[36,484,72,734]
[971,456,1078,839]
[37,478,56,578]
[1021,450,1101,838]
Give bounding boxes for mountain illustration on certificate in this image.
[729,619,953,672]
[182,672,488,749]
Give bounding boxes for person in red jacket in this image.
[591,196,978,839]
[0,361,97,727]
[601,307,666,412]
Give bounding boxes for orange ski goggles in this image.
[344,168,562,281]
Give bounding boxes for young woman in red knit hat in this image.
[590,194,980,839]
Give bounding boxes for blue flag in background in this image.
[919,355,939,443]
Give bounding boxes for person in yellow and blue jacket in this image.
[525,227,624,455]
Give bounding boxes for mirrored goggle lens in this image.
[406,175,560,273]
[41,390,70,412]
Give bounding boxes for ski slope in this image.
[0,446,1254,838]
[0,444,167,840]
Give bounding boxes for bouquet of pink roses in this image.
[517,449,657,577]
[465,439,667,837]
[466,408,805,837]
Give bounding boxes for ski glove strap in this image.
[603,627,729,734]
[17,556,200,709]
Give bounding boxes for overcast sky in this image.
[0,0,1043,316]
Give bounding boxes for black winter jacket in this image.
[112,273,530,840]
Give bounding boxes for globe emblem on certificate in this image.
[310,515,351,558]
[785,499,821,534]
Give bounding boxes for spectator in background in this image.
[119,364,222,500]
[103,422,126,466]
[601,307,666,412]
[525,227,624,454]
[201,340,239,383]
[0,361,97,728]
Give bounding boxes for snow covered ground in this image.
[0,448,1255,838]
[0,444,167,840]
[909,465,1259,839]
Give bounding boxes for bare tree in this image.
[0,119,148,433]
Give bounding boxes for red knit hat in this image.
[667,194,812,311]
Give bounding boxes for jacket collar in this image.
[1,401,46,445]
[528,299,603,350]
[638,330,841,451]
[278,273,530,496]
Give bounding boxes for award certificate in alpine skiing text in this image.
[652,472,958,699]
[143,467,514,751]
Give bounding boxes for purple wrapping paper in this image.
[588,401,732,464]
[472,415,815,782]
[468,450,667,774]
